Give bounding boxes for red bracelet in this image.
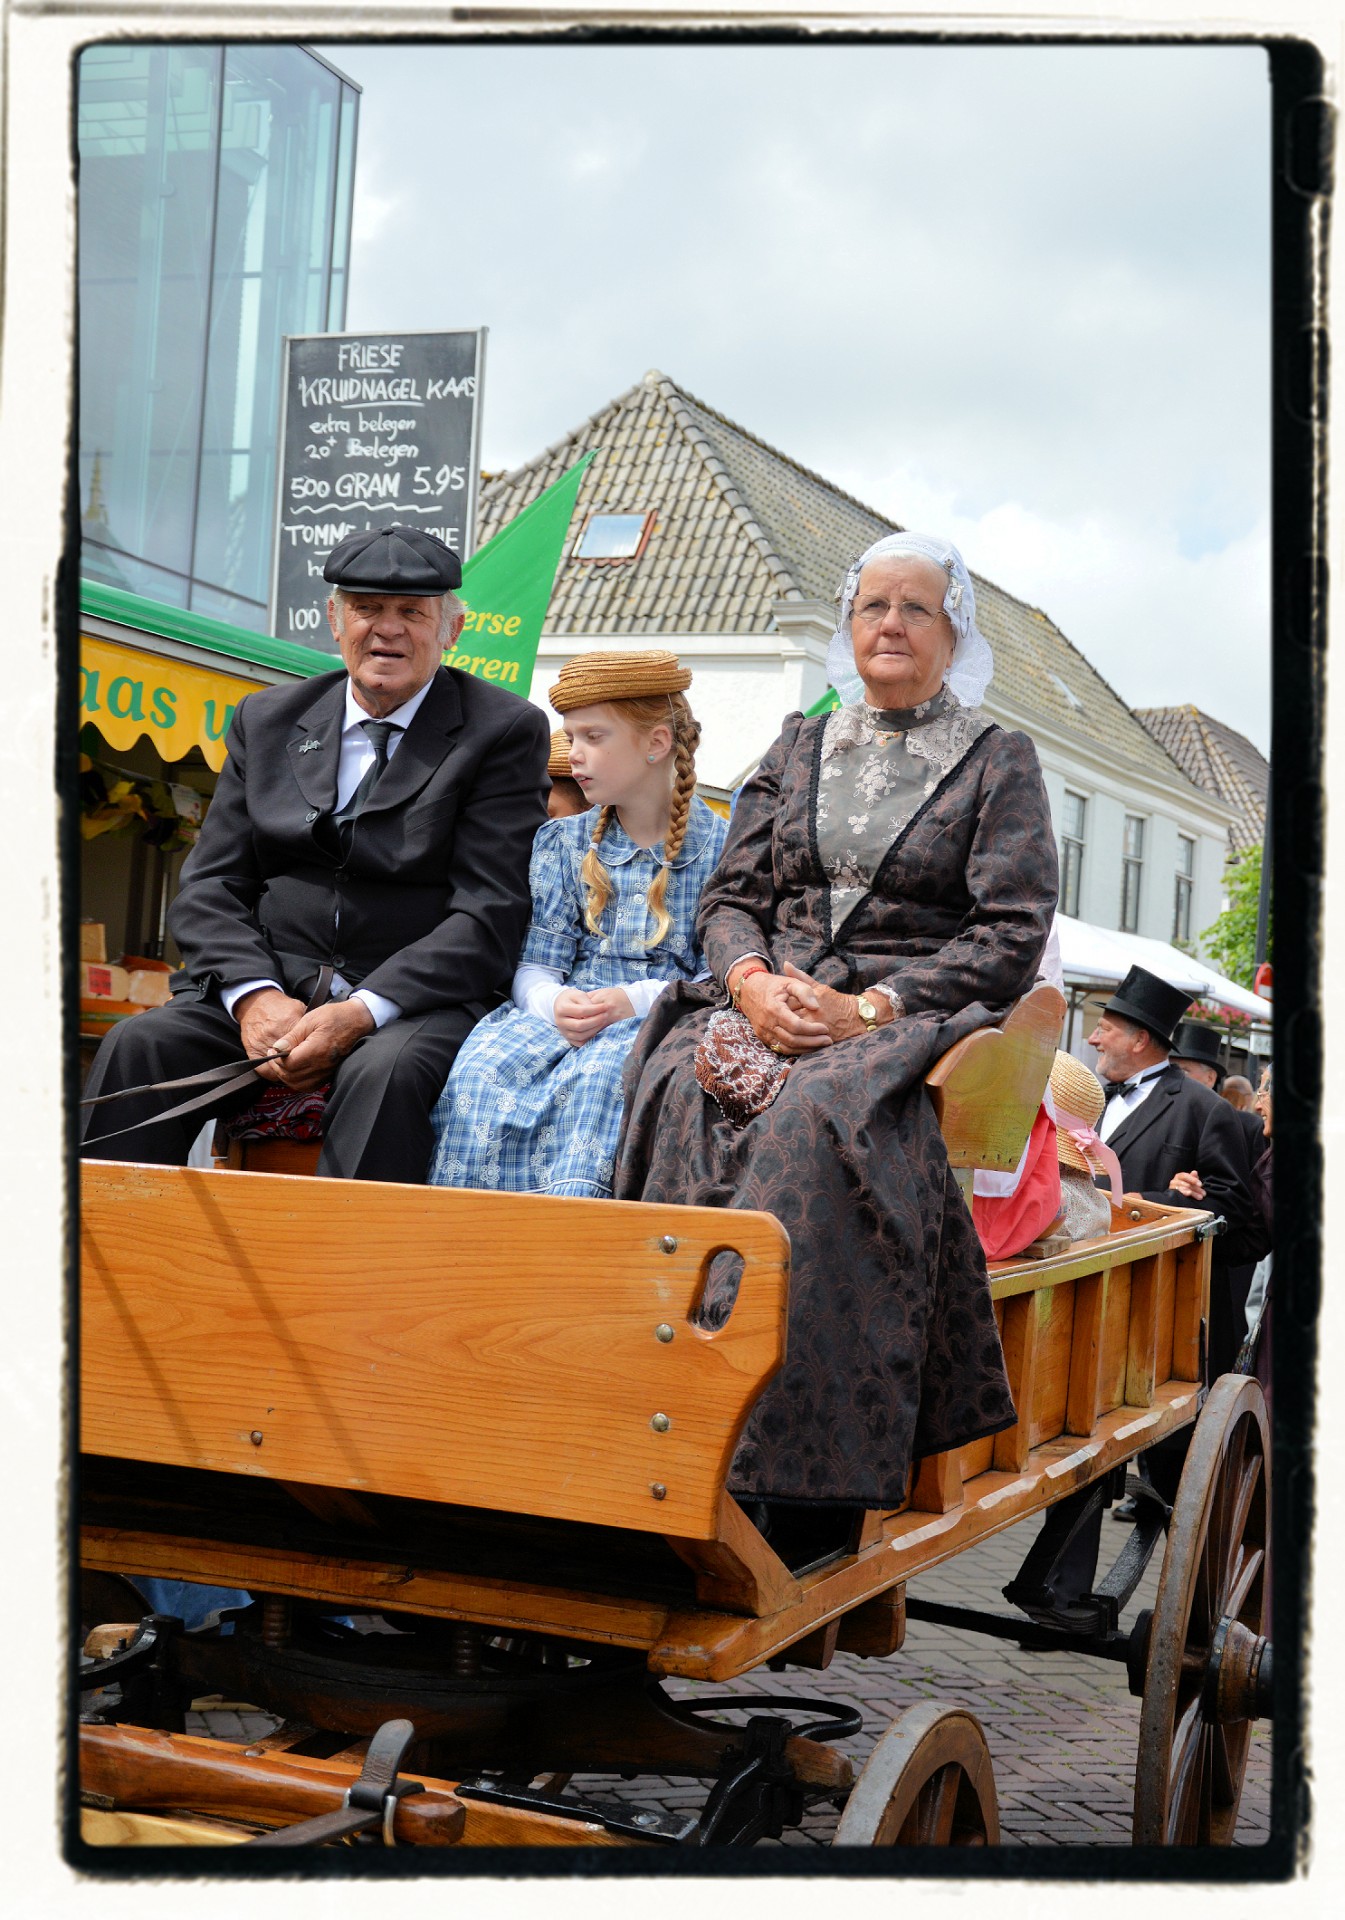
[728,963,769,1008]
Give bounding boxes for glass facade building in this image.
[78,44,359,630]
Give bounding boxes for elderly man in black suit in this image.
[81,525,549,1183]
[1090,966,1267,1381]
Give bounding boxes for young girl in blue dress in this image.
[427,649,725,1198]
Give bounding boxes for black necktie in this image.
[1104,1077,1141,1103]
[334,720,398,831]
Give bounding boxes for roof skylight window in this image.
[574,511,655,563]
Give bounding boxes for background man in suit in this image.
[81,525,550,1183]
[1171,1021,1268,1166]
[1090,966,1267,1384]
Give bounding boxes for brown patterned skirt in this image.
[615,991,1018,1507]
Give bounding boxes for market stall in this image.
[78,580,332,1044]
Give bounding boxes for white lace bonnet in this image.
[826,532,994,709]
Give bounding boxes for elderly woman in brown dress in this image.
[614,533,1059,1522]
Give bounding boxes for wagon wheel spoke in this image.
[1198,1725,1216,1843]
[912,1765,962,1846]
[1211,1721,1239,1807]
[1218,1457,1264,1611]
[1223,1545,1265,1629]
[1207,1417,1247,1590]
[1166,1695,1206,1845]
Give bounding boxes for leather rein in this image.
[79,966,336,1145]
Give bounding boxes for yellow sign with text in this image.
[79,636,265,772]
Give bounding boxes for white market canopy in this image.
[1054,915,1271,1022]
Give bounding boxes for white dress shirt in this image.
[511,962,672,1028]
[222,676,437,1031]
[1097,1062,1169,1144]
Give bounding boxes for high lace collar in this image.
[866,687,953,732]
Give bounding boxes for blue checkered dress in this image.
[427,797,727,1198]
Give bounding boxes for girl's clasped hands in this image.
[553,986,636,1047]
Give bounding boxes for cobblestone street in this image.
[189,1505,1271,1853]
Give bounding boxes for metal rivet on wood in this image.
[655,1324,674,1343]
[660,1235,677,1253]
[249,1430,264,1446]
[650,1483,667,1500]
[651,1412,671,1432]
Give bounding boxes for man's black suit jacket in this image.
[1106,1063,1267,1267]
[1230,1100,1268,1170]
[167,665,549,1018]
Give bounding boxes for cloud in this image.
[318,38,1272,751]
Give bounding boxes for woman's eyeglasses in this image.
[852,599,942,630]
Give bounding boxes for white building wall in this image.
[1004,716,1233,945]
[531,626,831,791]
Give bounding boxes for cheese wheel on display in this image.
[126,970,172,1007]
[80,961,131,1002]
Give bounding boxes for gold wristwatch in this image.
[855,992,881,1033]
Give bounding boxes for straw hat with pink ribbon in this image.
[1048,1050,1122,1204]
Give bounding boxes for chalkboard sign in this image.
[269,328,486,648]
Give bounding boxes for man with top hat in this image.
[81,525,550,1183]
[1088,965,1266,1380]
[1170,1019,1268,1165]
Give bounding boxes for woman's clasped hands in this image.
[732,960,892,1056]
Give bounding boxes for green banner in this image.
[445,452,595,694]
[805,684,840,717]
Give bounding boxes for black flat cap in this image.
[323,524,462,594]
[1171,1020,1225,1080]
[1102,965,1191,1047]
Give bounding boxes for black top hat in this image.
[1170,1020,1225,1082]
[1101,965,1191,1047]
[323,524,463,594]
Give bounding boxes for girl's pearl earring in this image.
[647,754,656,762]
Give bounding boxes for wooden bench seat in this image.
[80,982,1210,1680]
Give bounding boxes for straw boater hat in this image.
[548,649,692,714]
[1049,1050,1107,1174]
[547,730,573,778]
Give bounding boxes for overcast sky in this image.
[319,40,1271,752]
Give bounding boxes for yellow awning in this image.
[79,635,265,773]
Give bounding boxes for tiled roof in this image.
[478,371,1201,784]
[1134,706,1268,853]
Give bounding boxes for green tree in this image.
[1199,843,1269,988]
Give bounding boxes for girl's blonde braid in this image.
[580,803,617,936]
[645,700,700,949]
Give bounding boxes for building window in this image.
[1173,833,1196,944]
[573,511,655,563]
[1060,791,1086,918]
[1120,815,1145,932]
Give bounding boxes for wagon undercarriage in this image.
[75,989,1273,1853]
[78,1375,1271,1850]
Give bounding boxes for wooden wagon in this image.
[76,988,1271,1851]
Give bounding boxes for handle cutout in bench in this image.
[81,1164,790,1543]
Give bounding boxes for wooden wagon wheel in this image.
[833,1701,999,1846]
[1133,1373,1270,1846]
